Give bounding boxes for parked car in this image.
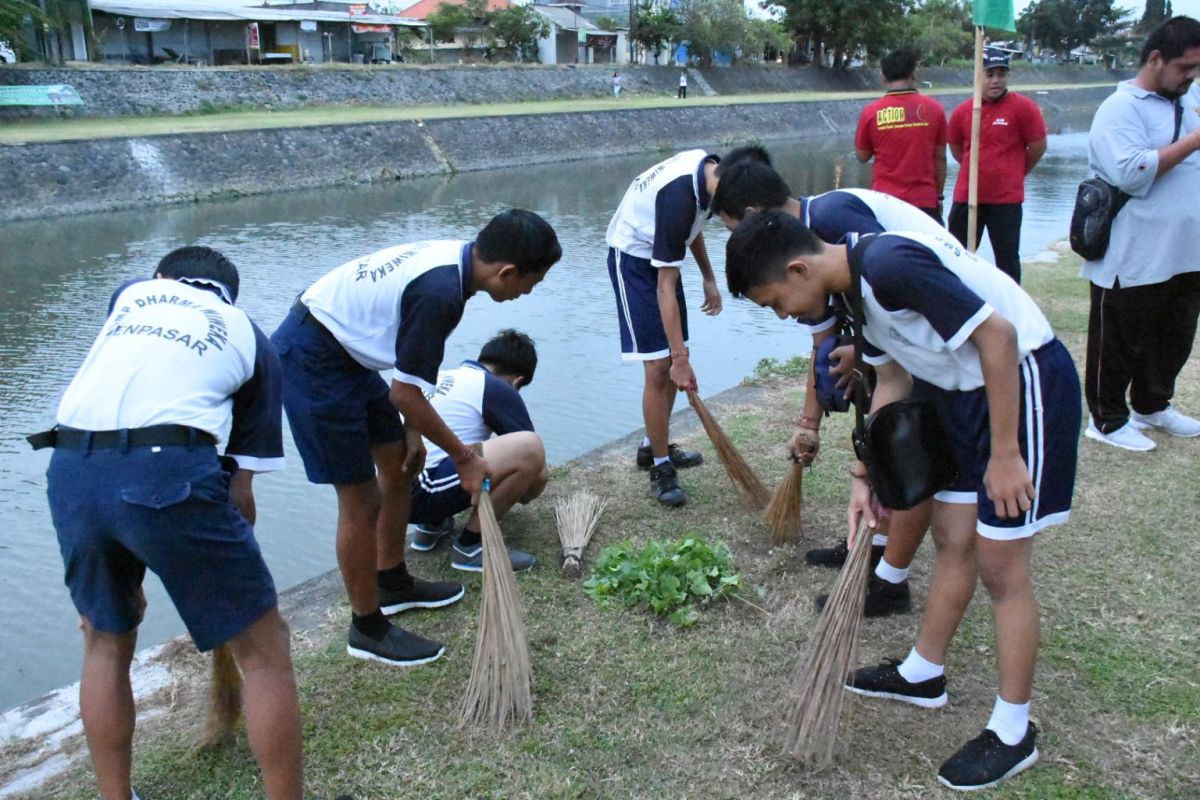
[0,40,16,64]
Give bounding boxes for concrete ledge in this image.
[0,86,1113,223]
[0,63,1128,120]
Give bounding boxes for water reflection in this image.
[0,125,1092,709]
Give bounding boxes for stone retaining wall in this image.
[0,63,1126,119]
[0,86,1113,222]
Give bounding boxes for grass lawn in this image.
[0,83,1113,145]
[14,248,1199,799]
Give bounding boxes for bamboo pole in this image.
[967,26,984,253]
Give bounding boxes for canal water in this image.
[0,121,1092,711]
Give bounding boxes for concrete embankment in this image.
[0,63,1122,119]
[0,85,1111,223]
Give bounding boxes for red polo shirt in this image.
[854,89,948,209]
[948,91,1047,204]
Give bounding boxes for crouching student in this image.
[272,209,561,667]
[35,247,305,800]
[408,329,548,573]
[725,213,1080,792]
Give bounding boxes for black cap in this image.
[983,48,1010,70]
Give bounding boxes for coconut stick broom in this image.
[555,490,608,579]
[763,461,804,546]
[686,390,771,511]
[459,480,533,731]
[780,516,873,766]
[200,643,243,748]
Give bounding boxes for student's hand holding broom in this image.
[847,462,878,548]
[787,418,820,466]
[453,448,493,504]
[669,349,698,392]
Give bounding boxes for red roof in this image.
[399,0,510,19]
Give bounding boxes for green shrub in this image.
[583,536,740,626]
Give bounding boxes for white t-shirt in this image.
[605,149,716,267]
[301,240,474,392]
[852,232,1054,392]
[57,279,285,472]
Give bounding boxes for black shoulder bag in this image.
[847,235,958,511]
[1070,99,1183,261]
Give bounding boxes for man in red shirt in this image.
[947,49,1048,283]
[855,47,948,222]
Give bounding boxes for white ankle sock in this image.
[653,455,670,466]
[874,558,909,584]
[641,436,652,447]
[986,695,1030,745]
[897,647,943,684]
[871,533,889,547]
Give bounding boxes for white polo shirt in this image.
[56,278,285,472]
[605,149,717,268]
[853,232,1054,392]
[797,188,956,334]
[301,240,475,392]
[422,360,534,468]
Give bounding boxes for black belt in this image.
[27,425,216,451]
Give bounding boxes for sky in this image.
[1014,0,1200,19]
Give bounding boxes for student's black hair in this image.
[880,47,921,82]
[1140,16,1200,65]
[478,328,538,386]
[715,145,772,178]
[155,245,240,303]
[724,210,824,299]
[710,159,792,221]
[475,209,562,276]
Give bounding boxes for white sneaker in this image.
[1085,419,1156,451]
[1130,406,1200,438]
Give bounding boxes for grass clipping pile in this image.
[554,490,608,579]
[781,517,872,766]
[687,390,771,511]
[459,487,533,731]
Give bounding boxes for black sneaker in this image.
[408,517,454,552]
[378,576,465,615]
[804,539,885,569]
[845,658,948,708]
[636,443,704,470]
[649,461,687,507]
[346,623,444,666]
[816,575,912,618]
[450,537,536,573]
[938,723,1039,791]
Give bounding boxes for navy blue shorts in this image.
[929,339,1081,539]
[608,248,689,360]
[47,445,277,652]
[272,305,405,485]
[410,458,470,525]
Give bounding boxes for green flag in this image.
[973,0,1016,32]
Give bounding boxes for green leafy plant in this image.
[583,536,740,626]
